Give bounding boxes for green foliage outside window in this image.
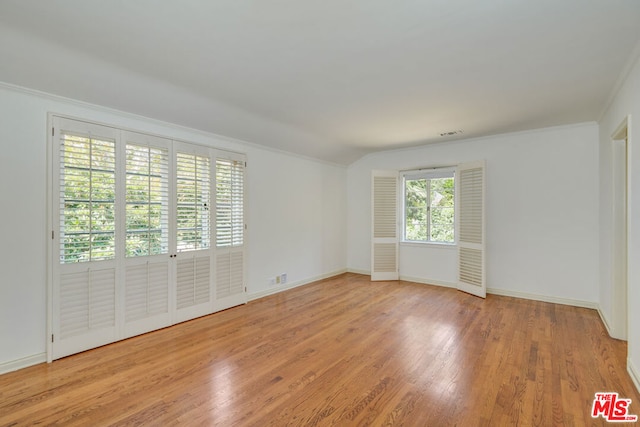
[61,137,170,263]
[176,153,210,251]
[61,135,116,262]
[404,176,454,243]
[125,145,168,257]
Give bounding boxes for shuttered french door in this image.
[50,116,246,360]
[52,119,119,358]
[174,142,214,323]
[122,131,172,338]
[456,160,486,298]
[371,170,399,281]
[214,154,246,310]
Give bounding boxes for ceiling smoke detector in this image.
[440,130,463,137]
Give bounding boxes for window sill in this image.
[400,241,457,249]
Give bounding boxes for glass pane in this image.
[430,178,454,208]
[60,134,116,263]
[430,207,454,242]
[125,144,169,257]
[429,177,454,242]
[176,153,210,251]
[216,159,244,247]
[404,178,428,241]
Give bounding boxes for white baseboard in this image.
[596,307,628,341]
[401,278,598,310]
[486,287,598,309]
[629,358,640,395]
[248,269,348,301]
[597,306,614,337]
[0,352,46,375]
[347,271,600,311]
[399,275,457,289]
[343,271,458,289]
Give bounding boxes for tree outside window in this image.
[404,172,454,243]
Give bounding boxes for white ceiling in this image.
[1,1,640,164]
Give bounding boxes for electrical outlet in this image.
[280,273,287,284]
[269,277,276,286]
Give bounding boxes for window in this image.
[125,143,169,257]
[59,132,116,263]
[403,169,455,243]
[52,116,247,360]
[176,152,211,252]
[215,158,244,248]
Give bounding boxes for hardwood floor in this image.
[1,273,638,426]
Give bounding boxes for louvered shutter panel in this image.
[125,262,169,321]
[173,144,214,323]
[52,118,119,359]
[215,251,244,299]
[55,266,117,358]
[456,160,486,298]
[371,170,399,281]
[176,152,211,251]
[59,267,116,339]
[176,255,211,309]
[215,155,246,309]
[58,128,117,263]
[122,132,172,338]
[124,140,170,257]
[124,261,170,337]
[215,157,244,248]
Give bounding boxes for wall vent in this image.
[440,130,463,137]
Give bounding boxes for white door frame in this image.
[610,116,630,340]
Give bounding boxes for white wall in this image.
[247,149,347,296]
[347,123,600,304]
[0,84,346,371]
[599,52,640,391]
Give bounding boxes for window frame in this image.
[124,142,170,258]
[401,168,456,246]
[175,151,212,252]
[58,130,118,264]
[215,157,245,249]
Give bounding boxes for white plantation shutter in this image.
[216,252,244,299]
[52,118,119,359]
[59,267,116,339]
[456,160,486,298]
[122,132,172,338]
[55,265,117,359]
[215,155,246,309]
[174,144,214,322]
[123,261,170,337]
[50,117,248,360]
[176,255,211,309]
[58,130,116,263]
[125,262,169,321]
[176,152,211,252]
[371,170,399,281]
[124,138,170,257]
[215,158,244,247]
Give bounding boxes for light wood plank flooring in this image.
[1,273,638,426]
